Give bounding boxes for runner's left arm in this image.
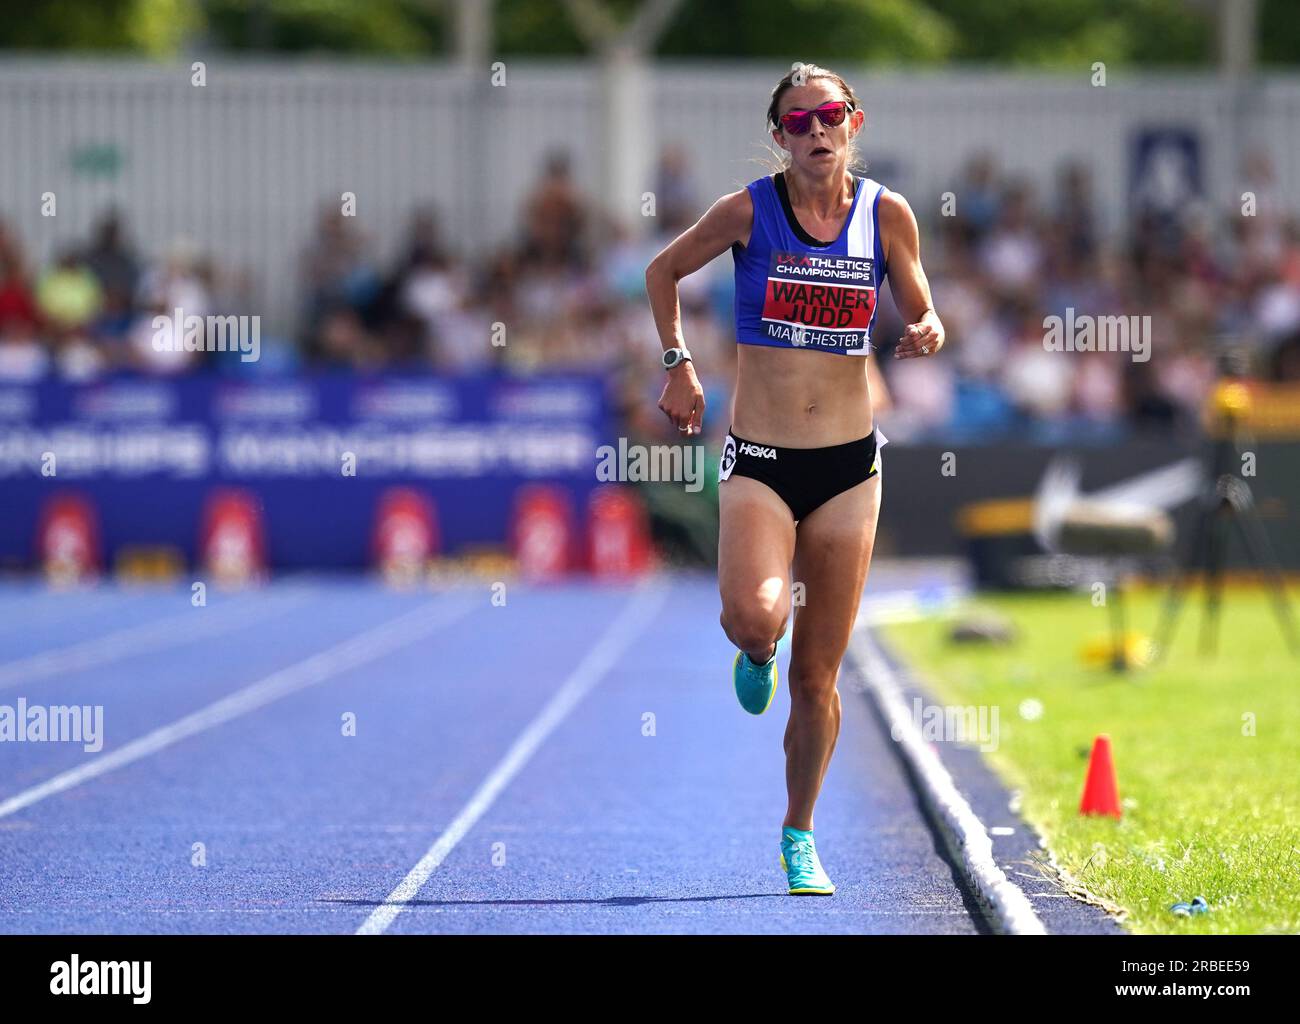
[879,191,945,360]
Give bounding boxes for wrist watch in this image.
[662,346,692,371]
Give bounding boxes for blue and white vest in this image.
[732,172,889,356]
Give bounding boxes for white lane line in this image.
[0,596,475,821]
[848,629,1048,936]
[356,581,668,936]
[0,590,311,691]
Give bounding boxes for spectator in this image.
[0,315,49,381]
[953,151,1002,245]
[999,303,1073,421]
[979,180,1044,295]
[1,144,1296,447]
[397,209,471,364]
[1052,161,1098,268]
[519,150,588,271]
[137,239,211,319]
[36,248,102,332]
[84,208,140,300]
[655,144,697,235]
[310,307,383,368]
[127,292,199,375]
[0,245,38,331]
[299,205,381,349]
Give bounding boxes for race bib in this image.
[761,250,876,354]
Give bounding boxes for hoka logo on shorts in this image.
[719,435,737,480]
[739,442,777,459]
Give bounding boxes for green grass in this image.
[880,586,1300,934]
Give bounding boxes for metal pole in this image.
[1218,0,1259,200]
[602,41,653,236]
[455,0,493,251]
[563,0,686,238]
[456,0,490,74]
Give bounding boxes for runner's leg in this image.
[718,476,796,663]
[783,469,882,830]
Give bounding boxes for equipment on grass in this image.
[1080,631,1155,669]
[948,611,1017,645]
[1034,464,1175,671]
[1155,362,1299,661]
[1079,734,1122,818]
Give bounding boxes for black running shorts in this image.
[718,426,887,522]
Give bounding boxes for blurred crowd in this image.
[3,144,1300,443]
[0,213,256,379]
[893,149,1300,443]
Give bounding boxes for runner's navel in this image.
[806,403,817,415]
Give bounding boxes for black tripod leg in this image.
[1109,570,1128,671]
[1201,504,1227,658]
[1156,497,1215,659]
[1232,502,1300,655]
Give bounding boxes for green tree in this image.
[0,0,202,54]
[1,0,1296,68]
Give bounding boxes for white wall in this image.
[2,58,1296,333]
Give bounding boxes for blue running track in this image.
[0,572,989,935]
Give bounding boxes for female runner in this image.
[644,64,945,895]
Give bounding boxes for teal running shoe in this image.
[733,645,778,715]
[779,826,835,895]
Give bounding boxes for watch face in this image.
[664,350,680,368]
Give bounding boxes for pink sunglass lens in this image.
[781,111,812,134]
[817,103,847,127]
[780,103,847,134]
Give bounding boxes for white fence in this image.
[2,58,1298,332]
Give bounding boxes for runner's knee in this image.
[719,606,787,655]
[787,658,840,704]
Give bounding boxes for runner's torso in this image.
[729,171,889,446]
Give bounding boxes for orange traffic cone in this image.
[1079,734,1122,818]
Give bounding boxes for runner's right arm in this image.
[645,189,754,435]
